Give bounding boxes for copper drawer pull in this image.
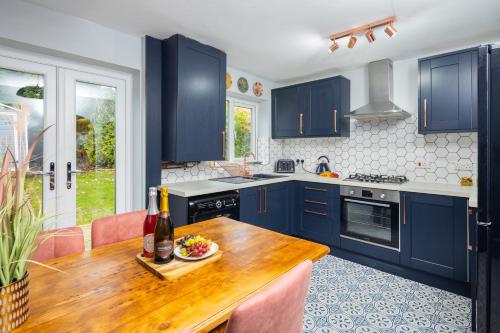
[263,187,267,213]
[257,188,262,213]
[304,186,328,192]
[333,109,337,133]
[304,209,327,217]
[304,199,327,206]
[423,98,427,128]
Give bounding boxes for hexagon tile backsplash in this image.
[282,116,477,184]
[161,115,477,185]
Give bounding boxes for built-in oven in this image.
[340,186,400,250]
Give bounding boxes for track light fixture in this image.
[328,16,397,53]
[347,35,357,49]
[384,23,397,37]
[329,40,339,53]
[365,28,375,43]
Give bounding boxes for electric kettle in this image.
[315,155,331,174]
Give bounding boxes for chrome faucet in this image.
[242,152,256,177]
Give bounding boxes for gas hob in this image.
[346,173,409,184]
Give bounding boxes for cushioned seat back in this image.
[32,226,85,262]
[91,210,147,248]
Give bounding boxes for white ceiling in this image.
[23,0,500,82]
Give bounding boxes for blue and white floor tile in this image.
[304,256,471,333]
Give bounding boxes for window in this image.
[225,98,257,161]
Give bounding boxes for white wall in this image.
[0,0,142,70]
[226,66,281,137]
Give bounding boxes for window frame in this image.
[225,97,258,162]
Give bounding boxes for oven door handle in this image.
[343,198,391,208]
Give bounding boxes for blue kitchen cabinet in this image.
[294,182,340,246]
[272,76,350,139]
[271,86,307,138]
[418,48,478,134]
[162,34,226,162]
[401,192,468,281]
[308,77,350,137]
[240,183,290,234]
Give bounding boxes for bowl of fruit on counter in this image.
[174,235,219,261]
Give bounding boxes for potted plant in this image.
[0,102,48,331]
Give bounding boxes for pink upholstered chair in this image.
[225,260,313,333]
[32,226,85,262]
[91,210,147,248]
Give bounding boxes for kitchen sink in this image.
[210,174,288,184]
[252,173,289,179]
[209,176,260,184]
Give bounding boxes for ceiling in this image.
[23,0,500,82]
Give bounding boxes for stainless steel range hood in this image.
[346,59,411,120]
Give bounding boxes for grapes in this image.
[178,235,212,257]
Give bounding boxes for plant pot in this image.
[0,274,29,332]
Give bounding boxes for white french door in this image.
[0,54,128,229]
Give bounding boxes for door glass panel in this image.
[0,68,44,212]
[233,106,253,159]
[75,81,116,225]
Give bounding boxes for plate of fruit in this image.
[174,235,219,261]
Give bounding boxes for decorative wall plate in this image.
[253,81,264,97]
[226,73,232,90]
[237,77,249,93]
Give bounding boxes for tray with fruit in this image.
[174,235,219,261]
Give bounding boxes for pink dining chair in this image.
[32,226,85,262]
[91,210,147,248]
[225,260,313,333]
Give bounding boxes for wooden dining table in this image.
[15,217,330,332]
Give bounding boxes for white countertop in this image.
[165,173,478,207]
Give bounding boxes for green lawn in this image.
[25,169,115,226]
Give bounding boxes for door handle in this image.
[27,162,55,190]
[423,98,427,128]
[257,188,262,213]
[333,109,337,133]
[263,187,267,213]
[66,162,83,189]
[403,193,407,225]
[304,199,328,206]
[467,208,473,251]
[304,186,328,192]
[221,131,226,160]
[299,113,304,135]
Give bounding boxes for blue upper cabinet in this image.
[162,34,226,162]
[401,192,468,282]
[272,76,350,139]
[418,48,478,134]
[271,86,307,138]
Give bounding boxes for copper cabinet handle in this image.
[467,208,472,251]
[333,109,337,133]
[304,199,328,206]
[423,98,427,128]
[403,193,407,225]
[304,186,328,192]
[299,113,304,135]
[221,131,226,159]
[304,209,327,217]
[257,188,261,213]
[263,187,267,213]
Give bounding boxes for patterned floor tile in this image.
[304,256,471,333]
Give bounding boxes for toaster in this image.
[275,159,295,173]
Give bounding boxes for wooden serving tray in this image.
[136,250,223,280]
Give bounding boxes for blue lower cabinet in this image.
[294,182,340,246]
[401,192,468,282]
[239,183,290,234]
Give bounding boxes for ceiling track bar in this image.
[330,16,396,40]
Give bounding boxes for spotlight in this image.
[384,23,397,37]
[347,35,357,49]
[365,28,375,43]
[329,40,339,53]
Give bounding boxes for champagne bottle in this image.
[143,187,159,258]
[154,187,174,264]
